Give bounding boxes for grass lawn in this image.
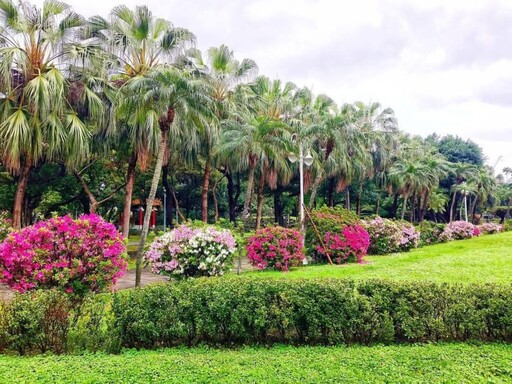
[237,231,512,284]
[1,344,511,383]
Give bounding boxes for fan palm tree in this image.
[448,163,477,222]
[467,166,496,220]
[218,113,290,229]
[119,65,213,286]
[0,0,103,228]
[388,157,430,221]
[181,45,257,222]
[89,5,194,237]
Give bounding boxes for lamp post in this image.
[163,189,167,231]
[288,142,314,264]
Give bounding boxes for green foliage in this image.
[0,211,12,242]
[436,134,484,166]
[503,219,512,232]
[305,206,359,262]
[111,278,512,348]
[0,290,71,355]
[1,344,512,383]
[416,221,446,247]
[67,294,118,354]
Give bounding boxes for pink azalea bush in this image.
[0,214,127,296]
[145,225,237,278]
[246,226,304,271]
[477,222,503,234]
[362,217,420,255]
[440,220,479,241]
[316,224,370,264]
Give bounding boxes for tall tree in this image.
[90,5,194,238]
[0,0,102,228]
[182,45,257,222]
[120,65,213,286]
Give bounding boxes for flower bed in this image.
[0,214,127,296]
[145,225,236,278]
[246,226,304,271]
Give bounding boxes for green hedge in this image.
[111,278,512,349]
[2,278,512,354]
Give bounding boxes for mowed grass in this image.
[239,231,512,284]
[1,344,511,383]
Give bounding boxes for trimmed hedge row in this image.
[2,278,512,354]
[111,278,512,349]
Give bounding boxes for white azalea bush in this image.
[145,224,237,279]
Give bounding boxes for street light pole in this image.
[299,143,305,236]
[163,189,167,231]
[288,141,313,265]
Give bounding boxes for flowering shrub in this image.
[246,226,304,271]
[440,221,479,241]
[0,214,127,296]
[416,221,446,246]
[306,206,360,261]
[362,217,420,255]
[477,223,503,234]
[0,211,12,242]
[146,225,236,278]
[316,224,370,264]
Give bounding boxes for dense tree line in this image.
[1,1,510,281]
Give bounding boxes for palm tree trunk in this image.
[256,170,266,230]
[356,182,363,216]
[419,191,429,223]
[327,177,335,207]
[241,163,256,228]
[470,196,478,222]
[162,164,173,228]
[122,152,137,238]
[308,172,323,211]
[401,194,408,220]
[409,193,415,223]
[375,191,381,215]
[135,125,169,287]
[390,193,398,218]
[449,192,457,222]
[201,158,211,223]
[12,159,32,229]
[225,170,236,223]
[273,187,284,226]
[211,175,223,223]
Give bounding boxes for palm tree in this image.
[181,45,257,222]
[120,65,213,286]
[90,5,194,238]
[448,163,477,222]
[388,157,430,221]
[0,0,102,228]
[468,166,496,220]
[218,113,290,229]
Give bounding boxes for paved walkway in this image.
[0,259,254,301]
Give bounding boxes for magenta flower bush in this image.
[441,220,479,241]
[477,222,503,234]
[0,214,127,296]
[316,224,370,264]
[362,217,419,255]
[145,225,237,279]
[246,226,304,271]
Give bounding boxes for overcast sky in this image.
[35,0,512,171]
